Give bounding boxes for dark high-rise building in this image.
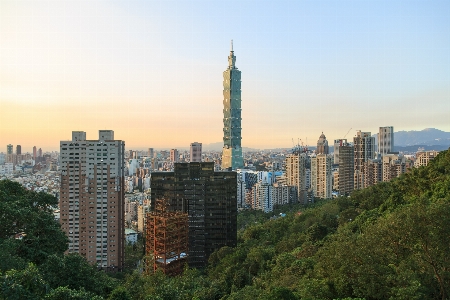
[338,140,354,196]
[16,145,21,155]
[150,162,237,268]
[33,146,37,160]
[222,41,243,170]
[7,144,13,155]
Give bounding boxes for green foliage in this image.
[44,286,103,300]
[0,263,48,300]
[0,180,68,268]
[39,253,118,298]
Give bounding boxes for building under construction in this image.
[145,198,188,276]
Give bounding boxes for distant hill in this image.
[372,128,450,148]
[394,128,450,146]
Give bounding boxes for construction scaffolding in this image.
[145,198,188,276]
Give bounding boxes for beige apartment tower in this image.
[190,142,202,162]
[285,151,308,204]
[59,130,125,271]
[311,154,333,199]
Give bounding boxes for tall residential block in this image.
[6,144,13,155]
[378,126,394,156]
[338,141,354,196]
[150,162,237,269]
[16,145,21,155]
[59,130,125,271]
[285,151,308,204]
[170,149,179,163]
[33,146,37,160]
[311,154,333,199]
[333,139,346,165]
[353,131,375,189]
[222,41,243,170]
[316,132,329,154]
[190,142,202,162]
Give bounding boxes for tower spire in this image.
[231,39,233,52]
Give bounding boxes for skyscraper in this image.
[16,145,21,155]
[311,154,333,199]
[338,140,354,196]
[170,149,179,163]
[150,162,237,269]
[6,144,13,155]
[222,41,243,170]
[285,149,308,204]
[353,131,375,189]
[33,146,37,160]
[59,130,125,271]
[316,132,329,154]
[378,126,394,156]
[190,142,202,162]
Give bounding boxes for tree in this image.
[0,180,68,267]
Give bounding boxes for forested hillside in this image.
[1,149,450,299]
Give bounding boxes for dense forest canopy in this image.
[1,149,450,299]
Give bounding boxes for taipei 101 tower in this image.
[221,40,243,170]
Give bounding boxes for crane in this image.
[343,128,352,139]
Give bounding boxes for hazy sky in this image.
[1,0,449,151]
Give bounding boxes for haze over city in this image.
[1,0,449,151]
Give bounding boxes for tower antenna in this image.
[231,39,233,51]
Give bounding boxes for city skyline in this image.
[1,1,449,150]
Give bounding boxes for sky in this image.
[1,0,449,152]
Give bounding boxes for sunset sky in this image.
[1,0,449,152]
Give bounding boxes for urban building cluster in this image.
[1,44,444,277]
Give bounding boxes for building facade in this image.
[285,151,308,204]
[221,42,243,170]
[150,162,237,269]
[378,126,394,156]
[190,142,202,162]
[59,130,125,271]
[338,142,354,196]
[311,154,333,199]
[415,150,439,167]
[316,132,329,154]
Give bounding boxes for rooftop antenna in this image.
[231,39,233,51]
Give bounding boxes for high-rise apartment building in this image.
[16,145,21,155]
[6,144,13,155]
[148,148,154,159]
[338,141,354,196]
[353,131,375,189]
[378,126,394,156]
[363,158,382,188]
[150,162,237,269]
[33,146,37,160]
[190,142,202,162]
[316,132,329,154]
[285,151,308,204]
[311,154,333,199]
[333,139,346,165]
[59,130,125,271]
[222,41,243,170]
[170,149,179,163]
[382,153,408,182]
